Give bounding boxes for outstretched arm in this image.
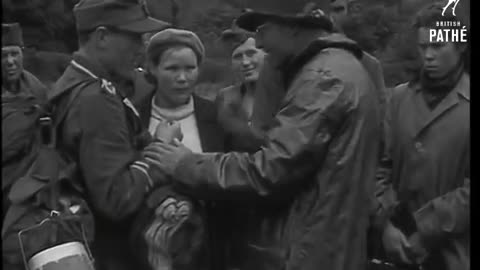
[148,68,353,202]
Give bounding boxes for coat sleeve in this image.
[372,85,404,228]
[75,89,153,221]
[413,151,470,249]
[173,68,353,201]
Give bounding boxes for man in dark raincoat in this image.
[147,4,381,270]
[374,4,470,270]
[46,0,170,269]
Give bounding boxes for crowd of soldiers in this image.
[2,0,469,270]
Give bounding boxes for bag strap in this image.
[53,80,91,130]
[46,80,92,209]
[2,81,92,237]
[38,80,91,149]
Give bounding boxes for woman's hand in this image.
[382,220,413,264]
[154,121,183,143]
[407,232,429,264]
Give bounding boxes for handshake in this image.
[142,121,192,188]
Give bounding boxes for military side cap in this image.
[2,23,24,47]
[74,0,171,33]
[147,28,205,64]
[220,19,255,53]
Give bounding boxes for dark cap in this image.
[2,23,24,47]
[220,19,255,53]
[147,28,205,64]
[236,2,333,32]
[73,0,171,33]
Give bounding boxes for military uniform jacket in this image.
[48,53,153,270]
[2,70,48,218]
[216,83,264,153]
[2,70,48,168]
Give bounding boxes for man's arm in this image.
[76,90,154,221]
[372,84,406,229]
[172,68,353,201]
[413,166,470,250]
[407,166,469,263]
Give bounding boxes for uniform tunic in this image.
[49,53,154,270]
[2,70,48,218]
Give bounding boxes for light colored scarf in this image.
[151,96,194,122]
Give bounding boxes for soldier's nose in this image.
[7,55,16,64]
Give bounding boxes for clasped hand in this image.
[382,221,428,265]
[144,139,192,177]
[154,121,183,144]
[141,121,192,187]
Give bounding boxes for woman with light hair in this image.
[129,28,225,270]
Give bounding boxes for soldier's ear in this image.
[92,26,110,49]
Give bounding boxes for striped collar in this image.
[70,57,140,117]
[71,60,117,96]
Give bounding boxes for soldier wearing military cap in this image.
[47,0,171,269]
[216,20,266,153]
[187,21,267,270]
[2,23,49,224]
[2,22,47,101]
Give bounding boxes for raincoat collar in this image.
[284,33,363,87]
[291,33,363,64]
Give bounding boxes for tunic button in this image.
[415,142,422,150]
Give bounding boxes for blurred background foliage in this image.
[2,0,470,94]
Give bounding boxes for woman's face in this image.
[150,46,199,107]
